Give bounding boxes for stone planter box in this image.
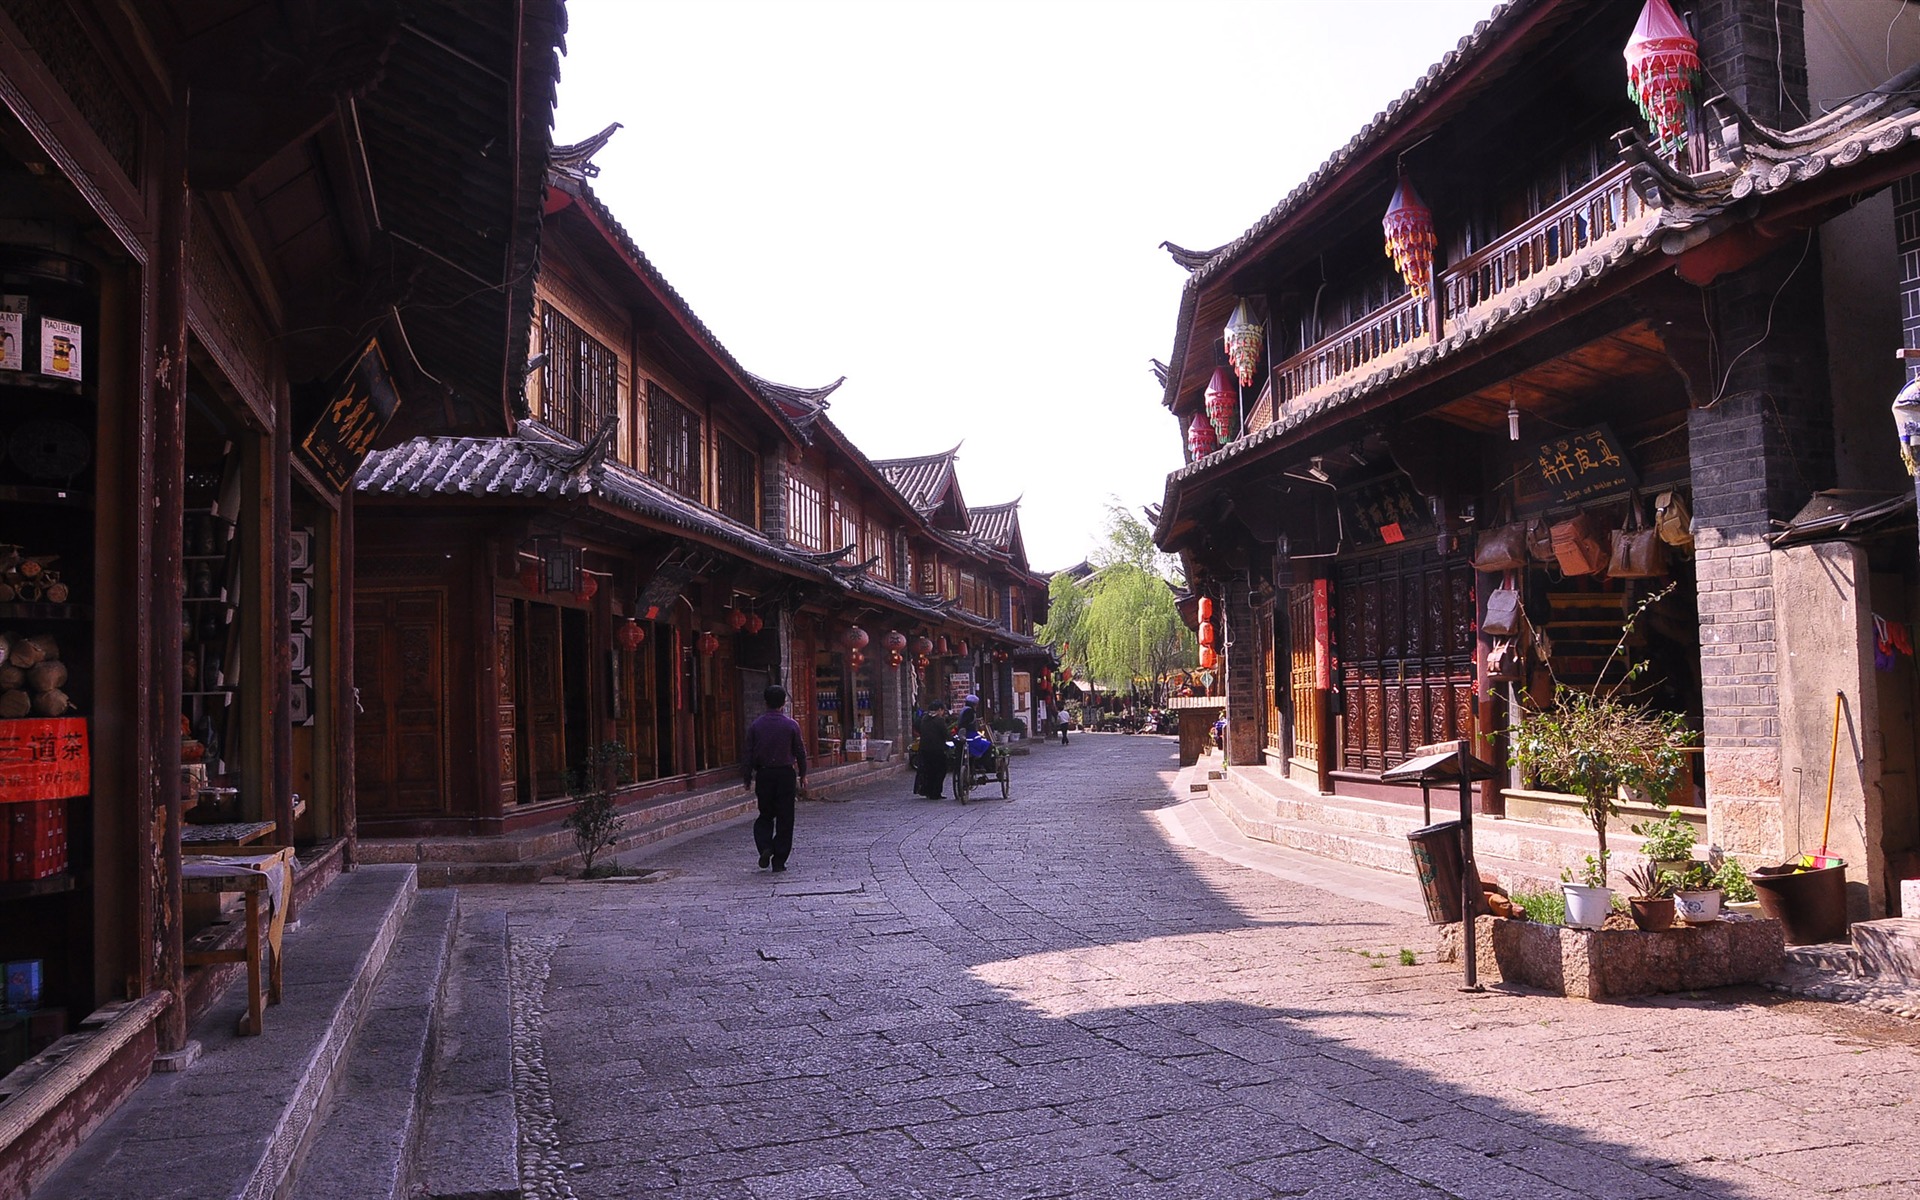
[1464,914,1784,999]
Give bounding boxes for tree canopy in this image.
[1037,500,1194,695]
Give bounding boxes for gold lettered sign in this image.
[298,338,401,491]
[1534,423,1637,504]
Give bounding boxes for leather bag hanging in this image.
[1471,522,1529,573]
[1550,510,1610,577]
[1654,488,1694,549]
[1526,517,1556,563]
[1607,494,1667,580]
[1481,577,1523,637]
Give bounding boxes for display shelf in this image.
[0,872,75,900]
[0,485,92,510]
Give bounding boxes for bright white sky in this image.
[553,0,1499,572]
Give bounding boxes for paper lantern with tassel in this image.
[696,631,719,657]
[1223,300,1264,388]
[573,572,599,602]
[912,635,933,658]
[1625,0,1700,156]
[747,612,765,635]
[844,626,869,651]
[728,608,748,631]
[1204,367,1236,442]
[1187,411,1219,460]
[1382,175,1436,301]
[617,618,645,653]
[1200,646,1217,671]
[883,630,908,653]
[914,653,930,670]
[935,635,950,656]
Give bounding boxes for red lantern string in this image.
[844,626,870,651]
[617,618,645,652]
[1223,300,1264,389]
[1625,0,1700,156]
[887,649,904,667]
[1187,411,1219,460]
[1382,175,1436,301]
[1199,620,1215,648]
[883,630,908,653]
[1200,646,1217,670]
[850,649,865,668]
[1198,596,1214,622]
[912,635,933,658]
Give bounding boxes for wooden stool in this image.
[181,846,293,1036]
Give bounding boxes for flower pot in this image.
[1674,889,1722,924]
[1750,861,1849,945]
[1563,883,1614,929]
[1628,895,1676,931]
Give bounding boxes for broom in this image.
[1800,690,1842,871]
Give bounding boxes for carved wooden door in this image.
[1335,549,1475,773]
[1287,581,1321,770]
[353,590,447,816]
[495,598,517,808]
[520,602,568,798]
[1262,608,1283,758]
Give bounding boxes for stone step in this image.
[413,908,517,1200]
[29,865,419,1200]
[285,889,458,1200]
[1852,918,1920,985]
[1784,942,1861,976]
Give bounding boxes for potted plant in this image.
[1622,860,1679,931]
[1673,859,1723,924]
[1511,585,1696,932]
[1711,850,1760,914]
[1630,809,1697,878]
[1560,854,1615,929]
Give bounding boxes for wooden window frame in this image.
[540,303,620,444]
[646,382,702,501]
[714,432,759,526]
[787,468,825,550]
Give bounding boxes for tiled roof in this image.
[873,446,961,516]
[966,500,1020,552]
[750,373,845,424]
[1159,241,1226,271]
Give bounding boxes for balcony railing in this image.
[1267,163,1652,422]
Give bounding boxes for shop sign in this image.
[1337,475,1429,546]
[1533,424,1637,503]
[297,338,400,491]
[1312,579,1331,690]
[0,718,89,802]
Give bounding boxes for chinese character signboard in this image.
[297,338,400,492]
[1337,475,1431,546]
[0,717,89,802]
[1313,579,1331,690]
[1534,424,1637,503]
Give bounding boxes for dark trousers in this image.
[915,744,948,798]
[753,765,797,866]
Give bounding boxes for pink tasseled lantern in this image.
[1223,300,1264,388]
[1205,367,1237,443]
[1187,410,1220,460]
[1625,0,1700,156]
[1382,175,1436,301]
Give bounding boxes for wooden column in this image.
[271,383,294,857]
[337,487,357,868]
[150,89,190,1051]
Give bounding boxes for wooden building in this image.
[0,1,563,1192]
[352,146,1049,843]
[1152,0,1920,916]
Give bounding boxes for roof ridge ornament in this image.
[550,122,622,180]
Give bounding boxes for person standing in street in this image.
[744,684,807,871]
[915,701,951,799]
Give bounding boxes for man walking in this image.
[744,684,807,871]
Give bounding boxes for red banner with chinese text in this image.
[1312,580,1331,690]
[0,718,90,802]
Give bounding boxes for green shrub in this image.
[1630,810,1698,863]
[1510,886,1566,926]
[564,741,633,874]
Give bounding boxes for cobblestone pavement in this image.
[466,734,1920,1200]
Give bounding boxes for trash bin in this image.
[1750,861,1849,945]
[1408,821,1465,925]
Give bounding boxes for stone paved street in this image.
[467,735,1920,1200]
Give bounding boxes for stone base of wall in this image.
[1457,914,1784,999]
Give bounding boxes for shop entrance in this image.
[1335,547,1476,774]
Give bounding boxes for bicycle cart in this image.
[948,738,974,804]
[993,745,1010,798]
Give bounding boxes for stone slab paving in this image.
[461,736,1920,1200]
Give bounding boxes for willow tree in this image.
[1081,563,1193,696]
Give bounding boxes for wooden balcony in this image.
[1264,164,1653,430]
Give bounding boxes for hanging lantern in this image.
[1200,646,1217,670]
[887,649,904,668]
[573,572,599,602]
[1198,596,1214,622]
[1199,620,1215,647]
[696,631,720,657]
[912,635,933,657]
[958,640,969,658]
[914,653,930,670]
[1223,300,1264,388]
[993,649,1010,664]
[1625,0,1700,156]
[883,630,908,653]
[844,625,870,651]
[1204,367,1236,443]
[1061,667,1074,683]
[728,608,748,630]
[850,649,865,669]
[935,635,950,656]
[747,612,765,635]
[518,562,543,593]
[617,618,645,653]
[1187,410,1219,460]
[1382,175,1437,301]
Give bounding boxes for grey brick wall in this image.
[1692,0,1809,131]
[1898,174,1920,364]
[762,447,787,543]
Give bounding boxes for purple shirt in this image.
[744,709,808,783]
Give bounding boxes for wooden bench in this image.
[181,846,293,1036]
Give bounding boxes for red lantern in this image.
[1199,620,1215,647]
[747,612,765,635]
[912,635,933,658]
[958,640,969,658]
[915,653,930,670]
[883,630,908,653]
[1205,367,1236,443]
[1187,411,1219,460]
[728,608,748,630]
[1061,667,1074,682]
[1224,299,1264,389]
[1200,646,1217,670]
[993,649,1010,663]
[1625,0,1700,156]
[617,618,645,653]
[935,635,950,656]
[887,649,904,667]
[844,625,870,651]
[850,649,865,668]
[573,572,599,602]
[1198,596,1214,622]
[1382,175,1436,301]
[696,631,719,657]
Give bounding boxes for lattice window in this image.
[539,304,619,444]
[829,489,859,552]
[646,383,702,500]
[861,518,891,580]
[715,434,758,526]
[787,469,825,550]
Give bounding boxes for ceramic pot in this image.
[1629,896,1676,931]
[1563,883,1614,929]
[1674,889,1723,924]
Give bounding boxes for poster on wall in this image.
[39,318,81,381]
[0,310,21,371]
[0,718,89,802]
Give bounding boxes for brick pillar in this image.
[878,654,911,749]
[762,447,787,543]
[1693,0,1809,130]
[1222,576,1263,766]
[1897,174,1920,536]
[1689,239,1832,859]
